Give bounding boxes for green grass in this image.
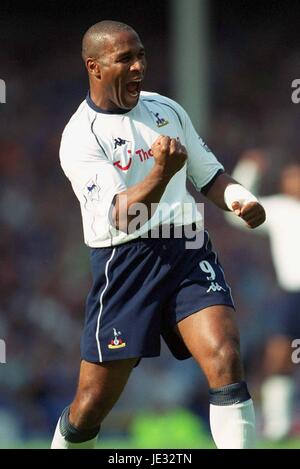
[2,436,300,449]
[2,408,299,449]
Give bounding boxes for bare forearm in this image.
[112,135,187,232]
[112,164,172,231]
[205,172,238,210]
[205,172,266,229]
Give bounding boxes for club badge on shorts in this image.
[108,328,126,349]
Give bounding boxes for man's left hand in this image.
[231,201,266,228]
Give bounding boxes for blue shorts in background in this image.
[262,289,300,339]
[81,229,234,363]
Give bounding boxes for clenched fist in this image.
[151,135,187,178]
[231,200,266,229]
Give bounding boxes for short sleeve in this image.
[59,130,127,222]
[175,103,224,191]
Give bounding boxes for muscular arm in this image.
[204,172,237,210]
[112,136,187,232]
[205,172,266,229]
[112,165,172,232]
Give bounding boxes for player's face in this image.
[99,30,146,111]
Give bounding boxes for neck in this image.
[89,89,114,111]
[86,91,130,115]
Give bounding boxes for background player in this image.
[225,149,300,441]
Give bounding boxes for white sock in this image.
[261,375,294,441]
[51,417,98,449]
[210,399,256,449]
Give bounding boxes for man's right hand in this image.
[151,135,187,178]
[113,136,187,232]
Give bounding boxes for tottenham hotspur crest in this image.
[108,328,126,349]
[152,112,169,128]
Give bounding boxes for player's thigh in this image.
[71,358,138,425]
[175,305,243,386]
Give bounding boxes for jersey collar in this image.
[86,92,134,114]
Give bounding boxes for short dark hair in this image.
[82,20,136,61]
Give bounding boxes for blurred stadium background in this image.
[1,0,300,449]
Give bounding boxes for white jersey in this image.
[60,91,223,247]
[226,160,300,292]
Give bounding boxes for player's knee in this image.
[210,336,242,378]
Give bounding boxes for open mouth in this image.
[126,80,142,97]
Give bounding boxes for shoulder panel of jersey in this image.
[59,101,108,170]
[141,91,223,190]
[140,91,185,129]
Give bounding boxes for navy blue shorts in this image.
[262,290,300,339]
[81,230,234,363]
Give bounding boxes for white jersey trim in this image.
[96,248,116,362]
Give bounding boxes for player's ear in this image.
[86,58,101,79]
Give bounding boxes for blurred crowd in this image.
[1,2,300,443]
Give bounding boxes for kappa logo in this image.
[152,112,169,128]
[108,328,126,349]
[206,282,226,293]
[113,137,130,149]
